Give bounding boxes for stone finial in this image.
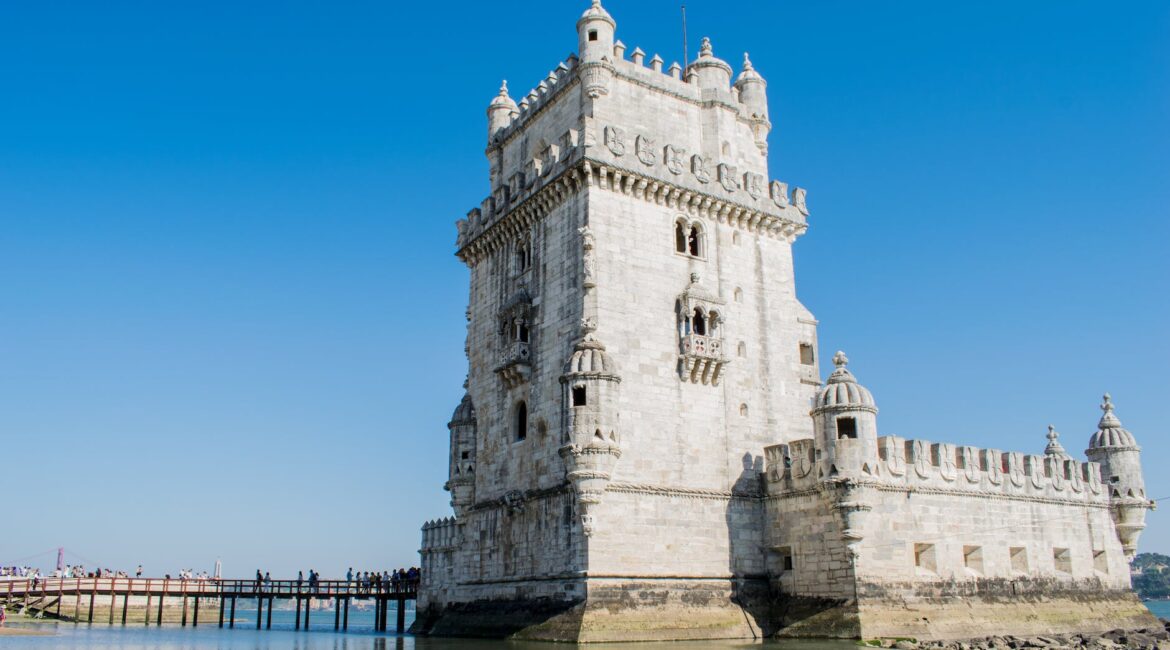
[613,40,626,59]
[743,52,753,70]
[832,350,849,368]
[668,62,681,79]
[1045,425,1070,459]
[699,37,713,58]
[1099,392,1122,428]
[631,47,645,66]
[499,80,509,95]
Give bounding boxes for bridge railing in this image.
[4,577,420,599]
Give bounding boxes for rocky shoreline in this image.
[868,620,1170,649]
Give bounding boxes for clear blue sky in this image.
[1,1,1166,577]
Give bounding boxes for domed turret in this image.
[445,392,478,515]
[559,325,622,536]
[1085,393,1151,560]
[577,0,615,60]
[686,37,732,92]
[487,80,518,140]
[811,351,879,479]
[576,0,617,97]
[734,53,771,153]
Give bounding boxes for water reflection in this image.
[8,621,856,650]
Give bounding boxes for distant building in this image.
[414,1,1155,642]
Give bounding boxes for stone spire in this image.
[1044,425,1070,459]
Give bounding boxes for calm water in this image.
[4,606,855,649]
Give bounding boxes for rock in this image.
[893,642,920,650]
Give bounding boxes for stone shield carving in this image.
[636,135,656,166]
[718,163,739,192]
[691,154,711,183]
[664,145,685,175]
[604,126,626,156]
[770,180,789,207]
[744,172,765,200]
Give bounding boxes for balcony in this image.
[495,341,531,388]
[679,334,727,386]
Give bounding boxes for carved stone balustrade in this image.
[679,334,727,385]
[495,341,532,388]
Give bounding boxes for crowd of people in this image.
[345,567,420,592]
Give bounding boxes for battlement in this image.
[420,517,459,552]
[765,436,1109,505]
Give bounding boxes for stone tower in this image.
[416,1,816,641]
[1086,393,1150,560]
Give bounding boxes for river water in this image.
[5,605,853,649]
[9,603,1167,649]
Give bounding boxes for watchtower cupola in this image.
[811,351,879,478]
[486,80,518,140]
[1086,393,1151,559]
[576,0,615,62]
[734,53,771,153]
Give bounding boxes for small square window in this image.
[1053,547,1071,574]
[1010,546,1028,573]
[572,386,587,406]
[770,546,793,573]
[588,30,598,42]
[1093,550,1108,574]
[836,417,857,439]
[963,545,983,574]
[914,543,937,573]
[799,343,815,366]
[461,451,469,460]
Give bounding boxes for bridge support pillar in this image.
[255,595,263,630]
[229,596,236,628]
[193,595,199,627]
[304,596,310,630]
[266,597,273,629]
[122,592,129,625]
[335,597,340,630]
[295,597,301,629]
[219,595,225,628]
[181,594,188,626]
[88,591,95,623]
[343,597,349,631]
[145,592,152,626]
[396,596,406,634]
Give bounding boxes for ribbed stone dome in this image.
[449,393,476,427]
[735,53,763,84]
[1089,393,1137,449]
[577,0,615,28]
[564,334,617,376]
[488,80,518,111]
[813,351,877,412]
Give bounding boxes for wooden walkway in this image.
[2,577,418,633]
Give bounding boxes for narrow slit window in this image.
[515,402,528,441]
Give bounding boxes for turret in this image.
[558,323,621,536]
[1085,393,1152,560]
[576,0,616,98]
[445,392,477,516]
[486,80,518,140]
[734,53,771,154]
[811,351,879,479]
[686,37,732,92]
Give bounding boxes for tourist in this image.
[136,565,142,579]
[297,570,303,592]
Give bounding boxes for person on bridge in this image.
[297,570,303,591]
[136,565,142,578]
[346,567,353,584]
[255,569,262,592]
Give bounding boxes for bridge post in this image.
[255,594,262,630]
[218,593,224,628]
[57,581,64,618]
[122,591,129,625]
[343,597,349,631]
[158,580,167,626]
[266,596,273,629]
[396,596,406,634]
[334,597,340,630]
[181,593,188,627]
[229,595,236,628]
[88,589,95,623]
[109,582,116,625]
[294,597,301,630]
[304,597,310,630]
[144,583,152,626]
[193,594,199,627]
[75,580,81,623]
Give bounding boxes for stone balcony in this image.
[495,341,531,388]
[679,334,727,385]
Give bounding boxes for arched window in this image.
[688,224,702,257]
[734,288,743,303]
[515,240,531,273]
[516,320,530,343]
[692,309,706,336]
[515,402,528,441]
[737,341,747,357]
[707,311,720,337]
[675,221,687,253]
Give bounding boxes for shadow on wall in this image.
[726,451,774,638]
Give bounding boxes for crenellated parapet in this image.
[420,517,461,553]
[766,436,1110,507]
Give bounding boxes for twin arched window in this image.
[681,306,719,338]
[674,220,705,258]
[501,318,530,343]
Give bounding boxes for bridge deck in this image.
[2,577,419,633]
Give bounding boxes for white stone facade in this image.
[415,2,1155,642]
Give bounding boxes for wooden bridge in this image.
[2,577,419,633]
